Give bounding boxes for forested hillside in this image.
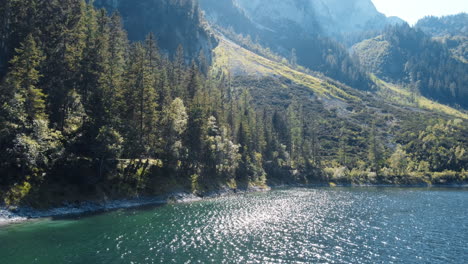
[0,0,467,207]
[353,23,468,108]
[416,13,468,37]
[416,13,468,63]
[0,0,248,206]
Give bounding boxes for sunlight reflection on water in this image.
[0,187,467,264]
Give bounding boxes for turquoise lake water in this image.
[0,187,467,263]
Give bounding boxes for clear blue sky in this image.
[372,0,468,25]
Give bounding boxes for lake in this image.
[0,187,467,263]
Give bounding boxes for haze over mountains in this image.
[230,0,403,37]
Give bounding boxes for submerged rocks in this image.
[0,198,166,225]
[0,185,272,225]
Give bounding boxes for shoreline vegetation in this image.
[1,183,467,226]
[1,0,467,225]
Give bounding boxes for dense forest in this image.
[0,0,467,207]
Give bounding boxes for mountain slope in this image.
[215,37,468,120]
[353,24,468,108]
[416,14,468,63]
[212,37,468,185]
[433,35,468,63]
[416,13,468,37]
[213,39,358,101]
[94,0,217,60]
[234,0,404,37]
[200,0,373,91]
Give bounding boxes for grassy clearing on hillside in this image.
[214,38,468,121]
[372,75,468,120]
[213,39,359,102]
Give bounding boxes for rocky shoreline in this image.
[0,186,270,226]
[0,196,169,226]
[2,184,466,226]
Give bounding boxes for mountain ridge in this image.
[416,13,468,37]
[232,0,404,37]
[353,23,468,108]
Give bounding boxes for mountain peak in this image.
[233,0,404,36]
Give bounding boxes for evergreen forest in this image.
[0,0,467,207]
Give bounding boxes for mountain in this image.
[433,35,468,63]
[200,0,374,91]
[93,0,217,60]
[234,0,404,37]
[199,0,257,36]
[416,13,468,63]
[200,0,403,38]
[416,13,468,37]
[353,24,468,108]
[212,37,468,184]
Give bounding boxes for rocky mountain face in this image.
[199,0,258,36]
[94,0,217,61]
[198,0,407,91]
[200,0,375,90]
[203,0,404,38]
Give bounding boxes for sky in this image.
[372,0,468,25]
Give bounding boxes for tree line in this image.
[0,0,467,206]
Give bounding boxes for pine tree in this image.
[105,12,128,125]
[0,34,62,183]
[79,0,99,107]
[124,40,158,156]
[173,44,186,98]
[186,61,202,101]
[368,121,382,174]
[0,0,40,77]
[197,50,209,76]
[38,0,87,132]
[142,33,160,154]
[309,117,321,167]
[287,99,304,164]
[338,125,348,166]
[186,104,206,167]
[158,67,172,108]
[1,34,46,123]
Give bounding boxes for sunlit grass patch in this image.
[371,75,468,120]
[213,39,359,102]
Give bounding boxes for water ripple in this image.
[0,188,467,263]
